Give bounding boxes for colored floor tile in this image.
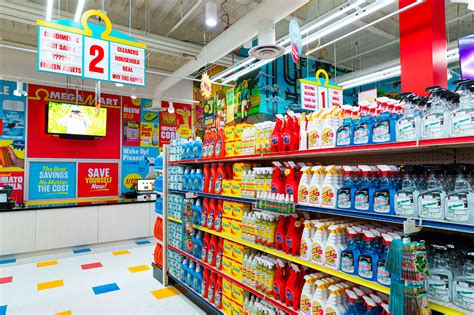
[0,258,16,265]
[37,279,64,291]
[128,265,150,273]
[0,305,6,315]
[112,250,130,256]
[136,240,151,245]
[92,283,120,295]
[37,260,58,267]
[81,262,103,270]
[0,276,13,284]
[73,248,91,254]
[56,310,72,315]
[151,287,180,300]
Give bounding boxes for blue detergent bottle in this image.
[155,153,164,170]
[187,260,195,286]
[185,138,193,159]
[353,103,371,145]
[373,165,395,214]
[337,166,356,210]
[354,166,374,212]
[194,264,203,293]
[357,230,379,281]
[194,169,203,192]
[336,105,356,147]
[189,169,196,191]
[341,227,361,275]
[372,98,397,144]
[155,198,163,215]
[193,199,202,225]
[193,137,203,159]
[376,233,394,286]
[183,168,191,190]
[193,230,203,259]
[181,258,189,282]
[154,175,163,192]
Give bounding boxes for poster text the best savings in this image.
[37,165,70,193]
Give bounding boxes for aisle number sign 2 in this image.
[299,69,343,110]
[37,10,146,86]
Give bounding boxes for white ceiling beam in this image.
[166,0,203,37]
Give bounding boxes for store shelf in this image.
[169,189,255,204]
[169,136,474,165]
[193,225,390,295]
[167,273,223,315]
[168,244,298,315]
[429,301,468,315]
[168,216,183,224]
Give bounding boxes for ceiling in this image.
[0,0,473,76]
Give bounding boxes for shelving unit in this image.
[165,138,474,315]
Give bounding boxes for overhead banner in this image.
[37,10,146,86]
[0,80,26,203]
[299,69,343,111]
[29,162,76,200]
[77,162,119,197]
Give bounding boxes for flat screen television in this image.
[46,102,107,137]
[459,34,474,80]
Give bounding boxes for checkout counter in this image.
[0,186,159,256]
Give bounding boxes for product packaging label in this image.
[321,128,334,147]
[336,127,350,146]
[300,295,311,315]
[454,280,474,309]
[354,124,368,144]
[309,186,321,204]
[311,302,323,315]
[337,189,351,209]
[445,193,469,222]
[324,246,337,268]
[429,274,451,302]
[451,110,474,135]
[298,186,309,204]
[423,114,444,137]
[419,193,443,219]
[374,191,390,213]
[321,187,335,207]
[308,130,320,148]
[395,192,415,216]
[377,261,391,285]
[358,257,373,279]
[341,253,354,273]
[372,122,390,143]
[355,190,370,210]
[312,244,324,265]
[397,118,416,140]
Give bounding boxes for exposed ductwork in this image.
[152,0,309,107]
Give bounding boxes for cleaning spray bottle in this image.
[285,215,303,256]
[449,79,474,137]
[308,110,323,149]
[358,230,379,281]
[336,105,355,147]
[418,167,446,220]
[273,259,287,302]
[299,112,308,151]
[309,166,325,207]
[271,114,284,152]
[271,163,285,195]
[376,233,393,286]
[321,165,341,209]
[373,165,396,214]
[354,165,374,212]
[298,166,312,205]
[285,264,302,310]
[321,108,339,148]
[284,164,299,203]
[444,164,474,223]
[354,102,371,145]
[372,97,396,143]
[300,274,315,315]
[275,216,288,251]
[324,225,343,270]
[422,86,450,139]
[341,227,361,275]
[394,165,419,217]
[324,285,344,315]
[337,166,356,210]
[396,92,422,141]
[300,220,314,261]
[311,221,328,265]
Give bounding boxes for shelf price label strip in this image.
[168,244,298,315]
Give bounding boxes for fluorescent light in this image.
[115,83,124,87]
[222,58,274,84]
[131,95,137,100]
[340,66,401,89]
[168,102,175,114]
[74,0,85,21]
[46,0,54,21]
[212,57,256,81]
[306,0,422,56]
[205,1,217,27]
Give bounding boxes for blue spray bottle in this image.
[377,233,395,286]
[373,165,396,214]
[337,166,357,210]
[341,227,361,275]
[353,103,371,145]
[363,296,380,315]
[336,106,355,147]
[345,289,364,315]
[357,230,379,281]
[372,98,397,143]
[354,165,374,212]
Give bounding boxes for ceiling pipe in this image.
[166,0,203,37]
[153,0,309,105]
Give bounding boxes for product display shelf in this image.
[168,216,182,224]
[167,273,223,315]
[193,225,390,295]
[429,300,468,315]
[169,189,255,204]
[168,245,298,315]
[169,136,474,165]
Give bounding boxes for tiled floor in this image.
[0,239,205,315]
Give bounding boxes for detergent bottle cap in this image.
[363,230,375,241]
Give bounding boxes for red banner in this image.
[0,171,24,203]
[159,101,192,146]
[77,162,118,197]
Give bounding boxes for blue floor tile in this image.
[73,248,91,254]
[135,240,151,245]
[0,258,16,265]
[92,283,120,295]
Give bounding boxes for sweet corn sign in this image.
[299,69,343,111]
[37,10,146,86]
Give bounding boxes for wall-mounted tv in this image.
[459,34,474,80]
[46,102,107,137]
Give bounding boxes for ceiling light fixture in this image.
[131,95,137,100]
[13,80,27,97]
[205,1,218,27]
[46,0,54,21]
[115,83,124,87]
[168,101,175,114]
[74,0,86,21]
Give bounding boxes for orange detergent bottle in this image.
[207,272,217,303]
[209,164,218,194]
[207,198,217,230]
[201,232,210,260]
[207,235,219,266]
[214,163,226,194]
[215,200,223,232]
[215,237,224,270]
[202,198,210,228]
[215,127,226,157]
[203,164,211,193]
[209,129,218,158]
[201,268,210,298]
[215,275,223,309]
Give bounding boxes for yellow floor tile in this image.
[37,260,58,267]
[56,311,72,315]
[128,265,150,273]
[37,280,64,291]
[112,250,130,256]
[151,287,180,300]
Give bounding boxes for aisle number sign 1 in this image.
[299,69,343,111]
[37,10,146,87]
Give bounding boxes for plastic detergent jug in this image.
[311,221,328,265]
[445,165,474,223]
[394,165,419,217]
[201,198,209,228]
[285,264,302,310]
[275,215,288,251]
[422,86,449,139]
[418,167,446,220]
[358,231,379,281]
[207,198,217,230]
[209,164,218,194]
[337,166,356,210]
[203,164,211,193]
[354,165,374,212]
[336,106,354,147]
[354,103,371,145]
[194,169,203,192]
[300,220,314,261]
[341,227,361,275]
[214,163,225,194]
[193,230,203,259]
[193,137,203,159]
[396,93,422,141]
[215,127,225,157]
[373,165,395,214]
[271,114,284,152]
[285,215,302,256]
[207,235,219,266]
[298,166,312,205]
[214,200,223,232]
[183,168,191,190]
[193,199,202,226]
[273,259,287,302]
[321,166,340,208]
[207,272,217,303]
[449,79,474,136]
[215,276,223,309]
[300,275,315,315]
[376,233,393,286]
[201,268,210,298]
[324,225,344,270]
[202,233,210,261]
[181,258,189,282]
[309,166,325,207]
[452,251,474,311]
[299,112,308,151]
[210,129,218,157]
[202,130,210,158]
[194,264,203,293]
[428,245,453,303]
[187,260,195,286]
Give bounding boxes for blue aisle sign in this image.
[37,10,146,86]
[29,162,77,200]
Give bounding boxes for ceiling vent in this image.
[249,21,285,60]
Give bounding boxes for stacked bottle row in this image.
[168,193,185,220]
[168,165,204,191]
[242,294,287,315]
[168,221,183,249]
[170,137,203,162]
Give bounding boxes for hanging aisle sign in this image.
[289,19,302,64]
[299,69,343,111]
[37,10,146,86]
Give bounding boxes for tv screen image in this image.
[47,102,107,137]
[459,34,474,80]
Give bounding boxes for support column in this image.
[399,0,447,95]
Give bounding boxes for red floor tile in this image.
[0,276,12,284]
[81,262,103,270]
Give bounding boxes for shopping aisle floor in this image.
[0,239,205,315]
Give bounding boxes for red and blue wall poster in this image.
[0,80,26,203]
[121,146,158,193]
[158,101,192,146]
[77,162,119,197]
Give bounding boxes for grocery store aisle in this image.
[0,239,204,315]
